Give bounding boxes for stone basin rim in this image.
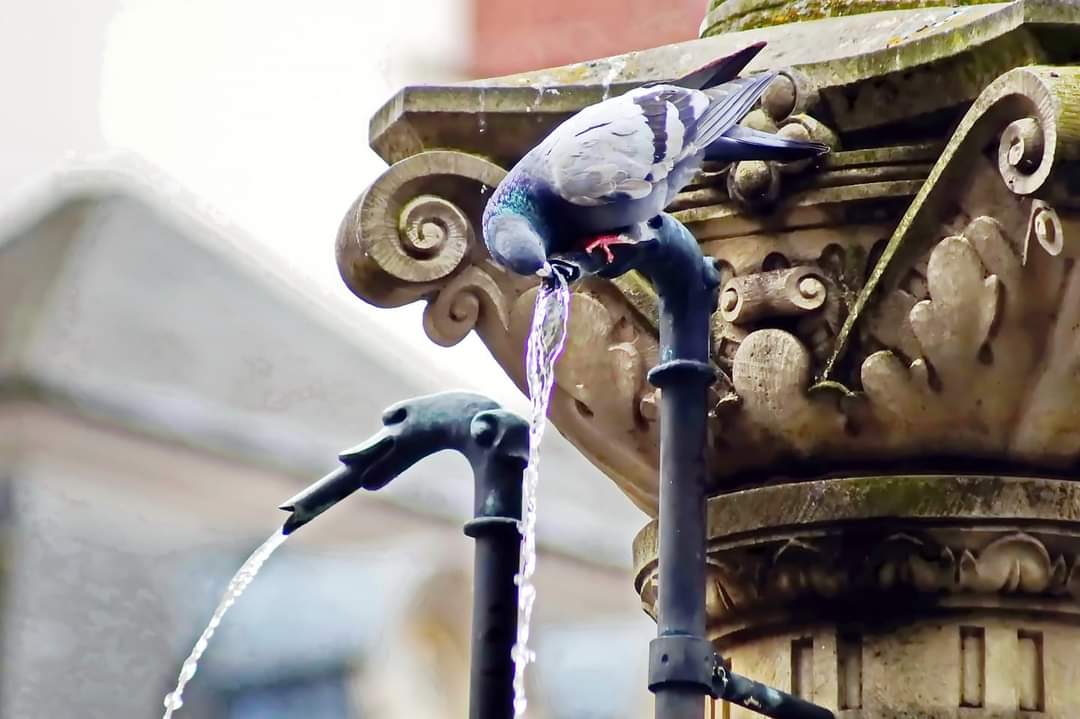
[632,474,1080,577]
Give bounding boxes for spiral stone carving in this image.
[336,149,506,307]
[999,117,1044,176]
[991,70,1071,196]
[422,266,510,347]
[825,66,1080,380]
[397,195,469,264]
[1027,199,1064,259]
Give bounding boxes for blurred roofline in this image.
[0,151,503,406]
[0,153,639,571]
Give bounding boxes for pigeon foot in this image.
[583,234,628,263]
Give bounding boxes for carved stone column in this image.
[338,1,1080,715]
[635,475,1080,717]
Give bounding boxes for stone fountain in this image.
[338,2,1080,716]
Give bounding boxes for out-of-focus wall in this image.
[469,0,702,77]
[0,1,121,194]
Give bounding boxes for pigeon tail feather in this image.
[692,72,778,150]
[705,126,830,162]
[650,41,767,91]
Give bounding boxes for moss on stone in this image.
[702,0,1003,36]
[835,475,1000,515]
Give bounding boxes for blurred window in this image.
[224,668,354,719]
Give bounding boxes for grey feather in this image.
[705,125,829,162]
[481,41,834,279]
[543,72,779,211]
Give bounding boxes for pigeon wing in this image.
[544,76,777,207]
[543,86,708,207]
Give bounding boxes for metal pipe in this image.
[639,218,717,719]
[465,515,521,719]
[279,392,529,719]
[716,667,836,719]
[581,214,719,719]
[563,214,833,719]
[463,408,528,719]
[653,375,711,719]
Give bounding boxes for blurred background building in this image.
[0,1,703,717]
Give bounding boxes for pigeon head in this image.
[483,211,548,276]
[482,174,554,277]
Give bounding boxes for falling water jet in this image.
[511,268,570,717]
[161,529,288,718]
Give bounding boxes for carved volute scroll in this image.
[337,149,506,308]
[826,66,1080,380]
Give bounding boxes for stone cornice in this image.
[368,0,1080,167]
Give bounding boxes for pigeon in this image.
[481,41,829,278]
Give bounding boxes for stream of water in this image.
[511,270,571,717]
[161,529,289,718]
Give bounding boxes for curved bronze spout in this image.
[279,391,528,535]
[280,391,529,719]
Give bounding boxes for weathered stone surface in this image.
[636,475,1080,716]
[347,63,1080,515]
[371,0,1080,166]
[701,0,1003,35]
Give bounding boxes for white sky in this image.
[2,0,529,414]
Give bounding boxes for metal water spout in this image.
[280,391,529,719]
[552,214,833,719]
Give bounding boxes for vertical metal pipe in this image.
[623,215,718,719]
[465,516,521,719]
[651,344,713,719]
[465,425,527,719]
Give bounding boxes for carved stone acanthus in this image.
[633,475,1080,641]
[699,529,1080,618]
[340,2,1080,513]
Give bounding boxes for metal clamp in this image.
[647,635,717,695]
[647,359,716,387]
